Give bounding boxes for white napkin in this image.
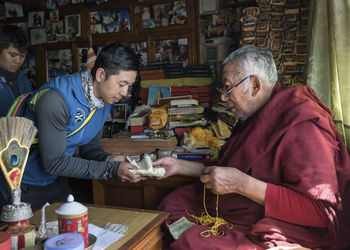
[127,154,165,177]
[88,223,124,250]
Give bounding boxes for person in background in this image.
[0,43,145,209]
[152,45,350,249]
[0,24,32,117]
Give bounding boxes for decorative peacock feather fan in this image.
[0,117,37,190]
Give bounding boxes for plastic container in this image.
[44,233,84,250]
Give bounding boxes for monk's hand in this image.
[106,154,127,162]
[152,156,179,180]
[117,161,146,183]
[200,166,244,195]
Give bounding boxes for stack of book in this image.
[185,64,212,78]
[171,146,212,161]
[171,86,211,107]
[128,107,151,134]
[171,86,191,97]
[167,99,205,129]
[140,69,164,80]
[164,63,186,78]
[198,86,211,107]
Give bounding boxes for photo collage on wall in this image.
[78,41,146,72]
[155,38,188,64]
[24,0,84,45]
[47,49,72,81]
[90,8,130,34]
[142,0,187,29]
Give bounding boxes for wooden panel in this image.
[101,135,178,155]
[93,175,199,209]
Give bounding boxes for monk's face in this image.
[219,63,257,119]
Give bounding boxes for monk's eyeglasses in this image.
[216,74,253,97]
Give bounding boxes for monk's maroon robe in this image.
[159,84,350,249]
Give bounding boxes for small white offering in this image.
[127,154,165,177]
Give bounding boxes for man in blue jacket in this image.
[0,43,145,209]
[0,24,32,117]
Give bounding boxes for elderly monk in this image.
[152,45,350,249]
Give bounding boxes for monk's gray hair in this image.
[223,45,278,86]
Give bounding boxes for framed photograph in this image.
[172,0,187,25]
[4,2,23,18]
[155,38,188,63]
[46,20,64,42]
[130,41,147,66]
[13,22,28,41]
[118,9,130,32]
[153,3,169,27]
[142,6,155,29]
[47,49,72,81]
[65,14,81,40]
[49,9,59,22]
[113,104,127,123]
[30,28,47,45]
[78,47,88,71]
[46,0,57,10]
[100,10,119,33]
[90,11,102,34]
[28,11,45,28]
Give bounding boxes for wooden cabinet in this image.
[96,135,198,209]
[93,175,199,209]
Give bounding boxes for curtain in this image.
[307,0,350,150]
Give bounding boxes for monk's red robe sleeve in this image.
[265,183,328,228]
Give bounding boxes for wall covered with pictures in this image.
[0,0,198,88]
[240,0,310,87]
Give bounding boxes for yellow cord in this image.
[186,186,233,237]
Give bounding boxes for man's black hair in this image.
[91,42,140,80]
[0,24,28,53]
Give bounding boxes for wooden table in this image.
[30,203,169,250]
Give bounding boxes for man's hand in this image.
[106,154,127,162]
[200,166,244,195]
[200,166,267,205]
[151,156,180,179]
[117,161,147,183]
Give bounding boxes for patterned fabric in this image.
[86,46,97,71]
[80,70,104,111]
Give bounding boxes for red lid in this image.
[0,232,11,249]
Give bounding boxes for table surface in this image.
[30,203,169,249]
